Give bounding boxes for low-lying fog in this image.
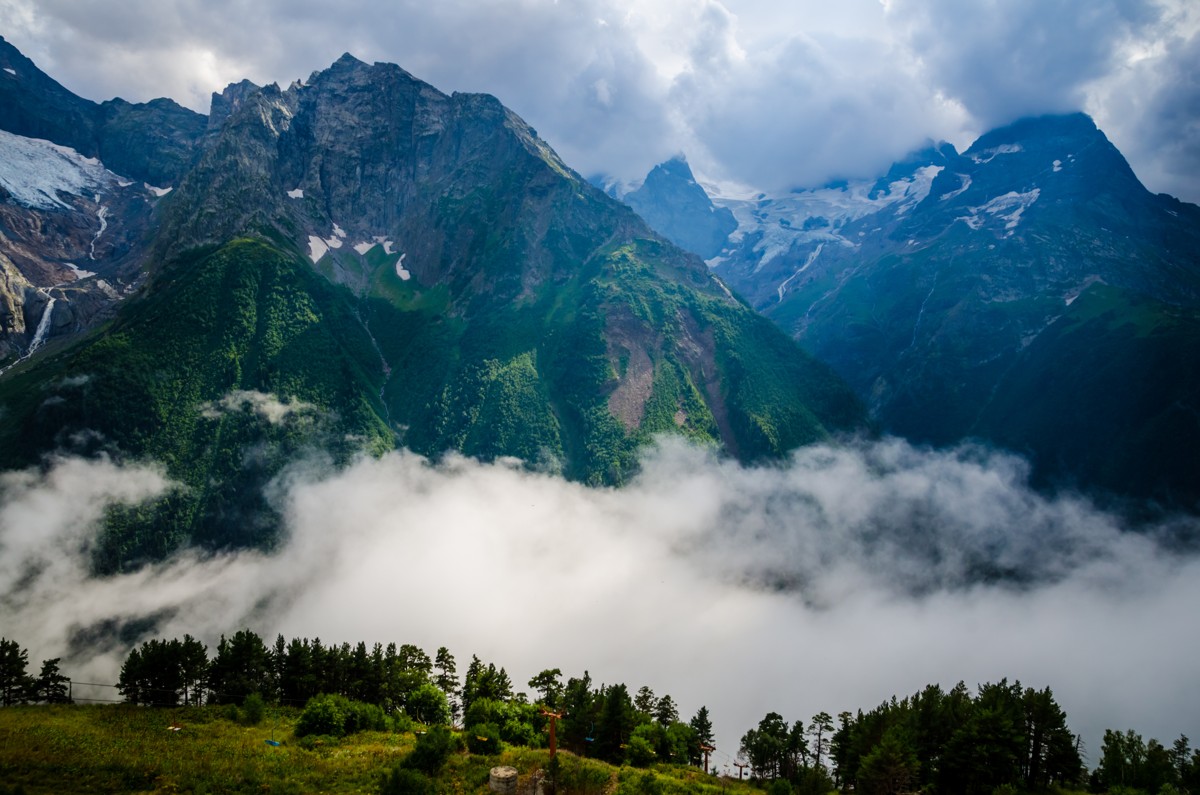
[2,436,1196,769]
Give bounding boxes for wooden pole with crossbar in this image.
[541,709,564,758]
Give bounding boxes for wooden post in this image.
[699,742,715,774]
[541,709,564,758]
[734,761,750,780]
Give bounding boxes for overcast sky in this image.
[2,0,1197,201]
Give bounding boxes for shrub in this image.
[766,781,791,795]
[379,766,434,795]
[241,692,265,725]
[403,726,453,775]
[464,697,503,729]
[344,700,387,734]
[466,723,502,755]
[296,694,386,738]
[296,694,346,737]
[626,734,657,768]
[616,770,663,795]
[500,715,538,747]
[405,683,450,726]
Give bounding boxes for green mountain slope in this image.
[0,239,393,566]
[969,284,1200,504]
[0,51,867,567]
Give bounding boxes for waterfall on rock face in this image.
[27,292,55,356]
[0,292,55,376]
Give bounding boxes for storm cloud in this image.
[2,0,1197,201]
[2,439,1197,765]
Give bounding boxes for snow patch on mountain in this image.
[63,263,96,282]
[940,174,972,201]
[395,252,411,280]
[287,188,304,199]
[0,129,114,209]
[971,144,1023,164]
[144,184,172,197]
[3,68,15,76]
[353,242,373,255]
[714,165,943,269]
[957,189,1041,235]
[1064,276,1104,306]
[307,236,328,263]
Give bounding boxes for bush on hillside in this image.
[296,693,386,738]
[379,765,434,795]
[402,726,453,775]
[466,723,502,755]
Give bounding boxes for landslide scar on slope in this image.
[605,305,657,432]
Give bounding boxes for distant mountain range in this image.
[0,37,865,568]
[612,114,1200,510]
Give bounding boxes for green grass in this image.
[0,705,756,795]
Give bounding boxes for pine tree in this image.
[179,635,209,707]
[0,638,31,705]
[654,694,678,726]
[689,706,714,765]
[634,685,657,717]
[433,647,458,699]
[809,711,834,770]
[32,657,70,703]
[690,706,714,744]
[208,629,272,705]
[560,671,595,754]
[527,668,562,708]
[595,683,636,764]
[461,655,483,719]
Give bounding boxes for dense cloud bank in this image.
[2,437,1197,763]
[3,0,1198,202]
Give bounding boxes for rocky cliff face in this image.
[0,34,207,367]
[0,129,163,368]
[151,53,865,477]
[617,156,737,260]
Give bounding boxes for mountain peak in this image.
[208,79,260,131]
[958,111,1142,202]
[624,155,737,260]
[969,112,1101,152]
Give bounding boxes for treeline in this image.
[833,681,1079,794]
[3,632,1198,795]
[0,638,70,705]
[739,681,1200,795]
[112,630,716,769]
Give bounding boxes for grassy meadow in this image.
[0,704,754,794]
